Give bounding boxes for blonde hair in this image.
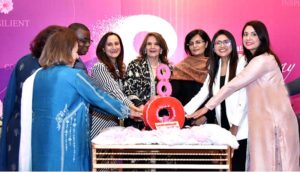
[39,28,77,68]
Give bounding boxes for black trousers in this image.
[232,139,247,171]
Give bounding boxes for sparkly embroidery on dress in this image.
[56,105,68,130]
[55,103,89,162]
[147,59,157,97]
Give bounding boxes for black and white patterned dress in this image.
[123,58,170,129]
[90,62,133,139]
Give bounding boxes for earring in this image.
[144,49,147,55]
[160,49,163,54]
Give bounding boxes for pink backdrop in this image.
[1,0,300,112]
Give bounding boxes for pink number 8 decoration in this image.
[142,63,185,129]
[156,81,172,97]
[156,64,171,81]
[156,64,171,96]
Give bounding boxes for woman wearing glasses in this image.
[188,21,300,170]
[171,29,212,126]
[184,30,248,171]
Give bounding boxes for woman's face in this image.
[243,25,261,54]
[188,34,207,56]
[71,42,79,66]
[145,36,161,59]
[104,35,121,61]
[214,34,232,58]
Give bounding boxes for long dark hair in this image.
[242,20,282,71]
[96,32,125,79]
[208,30,239,96]
[138,32,169,65]
[184,29,211,57]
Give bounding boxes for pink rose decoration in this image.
[0,0,13,14]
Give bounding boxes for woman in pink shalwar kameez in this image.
[188,20,300,171]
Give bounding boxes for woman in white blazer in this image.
[184,30,248,171]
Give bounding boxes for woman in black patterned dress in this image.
[123,32,170,130]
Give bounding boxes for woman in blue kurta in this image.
[25,29,135,171]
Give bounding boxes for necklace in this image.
[149,57,159,68]
[147,59,157,97]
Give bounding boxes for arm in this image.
[75,71,130,119]
[188,54,270,119]
[184,75,210,115]
[205,55,269,110]
[0,67,17,169]
[91,63,133,107]
[2,67,17,125]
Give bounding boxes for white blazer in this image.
[184,56,248,140]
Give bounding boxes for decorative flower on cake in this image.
[0,0,13,14]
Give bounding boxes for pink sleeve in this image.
[205,55,271,110]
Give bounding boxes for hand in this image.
[191,116,207,126]
[186,107,209,119]
[130,104,144,113]
[129,104,144,122]
[129,109,143,121]
[229,125,238,136]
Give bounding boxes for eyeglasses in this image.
[187,40,205,47]
[78,38,93,45]
[214,40,231,47]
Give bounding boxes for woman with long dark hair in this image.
[90,32,142,138]
[188,21,299,171]
[185,30,248,170]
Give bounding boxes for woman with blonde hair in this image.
[23,29,141,171]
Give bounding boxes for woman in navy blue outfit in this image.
[0,25,65,171]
